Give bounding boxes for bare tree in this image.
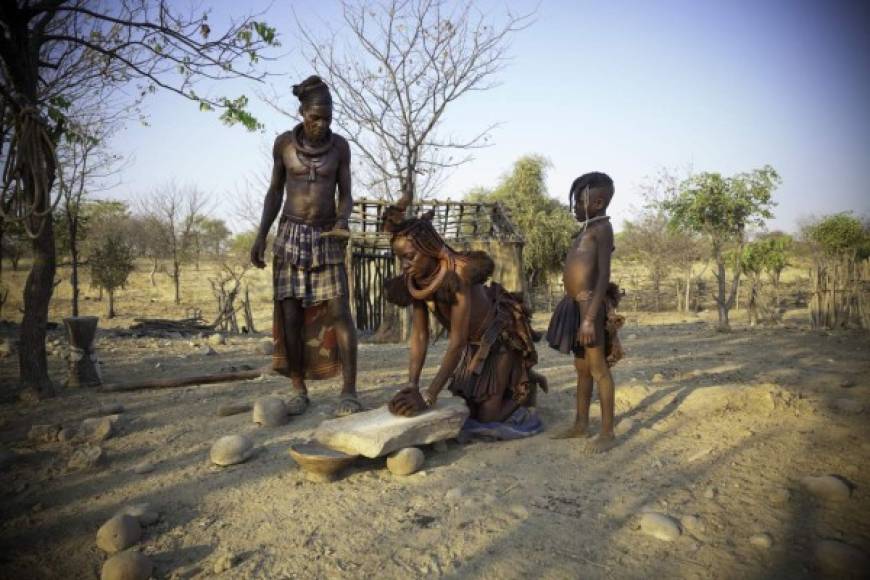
[280,0,533,203]
[0,1,278,397]
[143,183,206,305]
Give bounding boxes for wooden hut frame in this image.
[347,199,525,338]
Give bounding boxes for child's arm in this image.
[579,224,614,346]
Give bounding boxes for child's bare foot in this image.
[549,422,590,439]
[585,433,616,454]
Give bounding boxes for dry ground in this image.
[0,305,868,579]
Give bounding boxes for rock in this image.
[101,550,153,580]
[78,417,114,443]
[208,333,226,346]
[768,488,791,506]
[28,424,60,443]
[210,435,254,466]
[509,505,530,519]
[627,333,638,340]
[638,512,681,541]
[115,503,159,526]
[832,398,864,415]
[615,418,635,436]
[750,533,773,549]
[0,449,16,470]
[99,403,125,415]
[133,462,155,475]
[213,552,238,574]
[252,397,289,427]
[257,339,274,356]
[387,447,425,476]
[218,403,252,417]
[314,397,469,458]
[68,445,105,470]
[801,475,852,501]
[445,487,465,502]
[815,540,869,578]
[199,345,217,356]
[703,486,718,499]
[682,515,706,533]
[651,373,665,384]
[96,515,142,553]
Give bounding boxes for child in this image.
[546,172,623,453]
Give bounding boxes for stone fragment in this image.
[96,514,141,554]
[387,447,425,476]
[750,533,773,549]
[68,445,105,470]
[768,488,791,506]
[210,435,254,466]
[199,345,217,356]
[78,417,114,443]
[815,540,869,578]
[445,487,465,502]
[703,486,718,499]
[638,512,681,541]
[253,397,289,427]
[57,426,79,443]
[651,373,665,384]
[208,333,226,346]
[682,515,705,533]
[257,339,274,355]
[28,424,60,443]
[800,475,852,501]
[101,550,153,580]
[99,403,125,415]
[133,462,155,475]
[509,505,530,519]
[314,397,469,458]
[115,503,159,526]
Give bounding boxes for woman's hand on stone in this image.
[388,386,428,417]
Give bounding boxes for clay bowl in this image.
[288,442,358,482]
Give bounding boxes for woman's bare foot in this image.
[549,422,590,439]
[585,433,616,454]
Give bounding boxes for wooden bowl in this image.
[288,442,358,482]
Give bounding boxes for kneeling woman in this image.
[382,210,546,423]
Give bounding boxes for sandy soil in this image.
[0,311,868,579]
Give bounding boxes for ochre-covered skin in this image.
[549,179,619,453]
[250,76,359,416]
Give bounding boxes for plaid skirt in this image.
[273,216,348,306]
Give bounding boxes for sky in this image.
[103,0,870,233]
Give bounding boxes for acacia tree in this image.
[662,166,779,330]
[0,1,277,397]
[285,0,533,203]
[143,183,206,305]
[89,232,134,318]
[619,211,704,311]
[470,155,575,289]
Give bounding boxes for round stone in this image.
[208,333,226,346]
[101,550,153,580]
[815,540,869,577]
[96,515,142,554]
[210,435,254,466]
[386,447,425,476]
[800,475,851,501]
[252,397,289,427]
[682,515,705,533]
[639,512,682,541]
[68,445,105,470]
[750,533,773,549]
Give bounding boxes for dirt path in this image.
[1,315,868,579]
